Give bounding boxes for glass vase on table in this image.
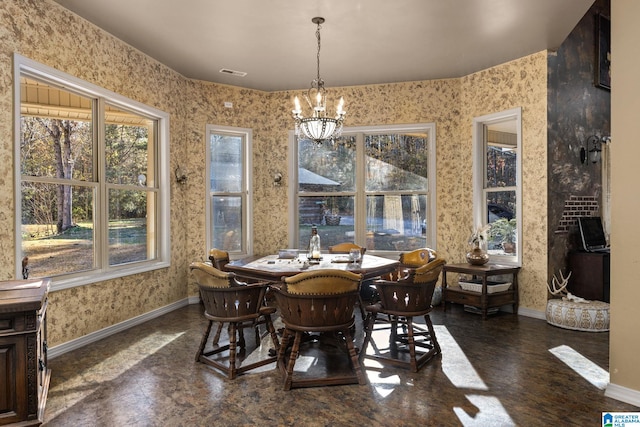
[466,241,489,266]
[466,225,490,266]
[349,248,362,264]
[308,225,321,260]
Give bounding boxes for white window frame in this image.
[14,54,171,291]
[288,123,437,256]
[472,107,522,266]
[205,124,253,258]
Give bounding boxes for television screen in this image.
[577,216,607,251]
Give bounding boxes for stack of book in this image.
[458,278,512,294]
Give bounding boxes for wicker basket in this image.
[324,215,341,226]
[459,280,512,294]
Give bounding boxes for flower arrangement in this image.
[469,224,491,247]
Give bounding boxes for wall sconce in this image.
[580,135,608,164]
[175,166,188,184]
[273,172,283,187]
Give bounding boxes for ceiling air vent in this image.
[219,68,247,77]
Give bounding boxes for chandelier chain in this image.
[315,21,323,88]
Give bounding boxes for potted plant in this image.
[490,218,517,253]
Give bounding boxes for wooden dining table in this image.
[226,253,400,365]
[225,253,400,283]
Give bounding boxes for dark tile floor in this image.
[43,303,638,427]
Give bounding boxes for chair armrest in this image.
[231,277,248,287]
[240,280,270,288]
[375,271,415,284]
[259,306,277,315]
[269,282,285,292]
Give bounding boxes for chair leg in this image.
[283,331,303,391]
[405,316,418,373]
[342,327,367,385]
[277,328,292,373]
[212,322,223,345]
[424,314,441,355]
[254,319,260,344]
[389,316,398,349]
[264,314,280,351]
[362,311,439,372]
[237,324,246,349]
[359,312,374,362]
[357,295,367,320]
[196,320,214,362]
[228,322,238,379]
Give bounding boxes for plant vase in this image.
[502,241,516,254]
[466,242,489,266]
[324,214,341,226]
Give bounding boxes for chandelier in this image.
[292,17,345,145]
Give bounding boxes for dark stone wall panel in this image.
[547,0,610,284]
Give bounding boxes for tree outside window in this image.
[19,71,164,281]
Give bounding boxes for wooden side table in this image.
[442,263,520,320]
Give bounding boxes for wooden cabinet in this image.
[568,251,610,302]
[0,279,50,426]
[442,263,520,320]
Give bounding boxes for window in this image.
[472,108,522,265]
[15,54,170,290]
[206,125,252,256]
[290,124,436,254]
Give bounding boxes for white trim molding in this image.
[48,298,190,359]
[605,382,640,407]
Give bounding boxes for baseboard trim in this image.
[517,306,546,320]
[605,382,640,406]
[48,298,191,359]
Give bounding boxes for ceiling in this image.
[52,0,595,92]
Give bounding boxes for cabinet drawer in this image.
[0,312,38,335]
[485,292,516,307]
[444,289,482,306]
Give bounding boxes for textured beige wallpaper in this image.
[459,53,549,312]
[1,0,549,348]
[1,0,191,346]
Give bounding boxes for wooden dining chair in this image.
[328,242,368,318]
[360,257,445,372]
[272,269,367,390]
[381,247,438,281]
[399,247,437,267]
[190,262,280,379]
[208,248,230,271]
[205,249,232,338]
[328,242,366,256]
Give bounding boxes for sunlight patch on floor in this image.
[549,344,609,389]
[364,359,402,398]
[437,325,488,390]
[292,355,318,371]
[47,331,185,417]
[454,395,516,427]
[436,326,515,424]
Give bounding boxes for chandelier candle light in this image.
[292,17,346,145]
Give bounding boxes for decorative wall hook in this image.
[273,172,283,186]
[175,166,188,184]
